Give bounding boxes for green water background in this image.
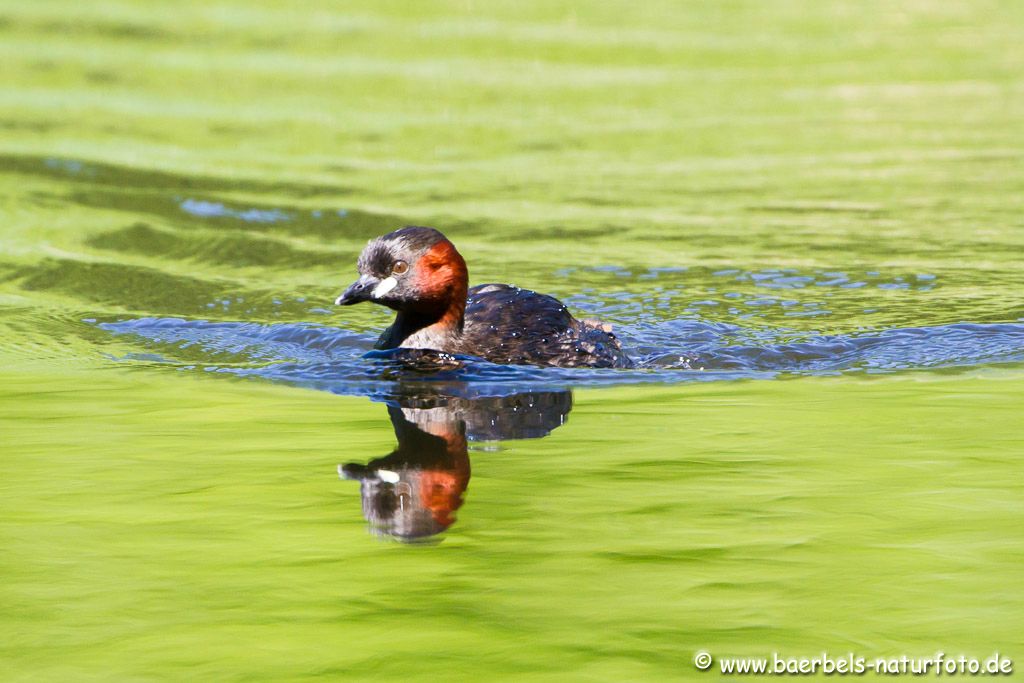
[2,1,1023,679]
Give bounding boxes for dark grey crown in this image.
[357,226,447,275]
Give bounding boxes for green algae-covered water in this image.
[2,1,1023,679]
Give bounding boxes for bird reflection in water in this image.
[340,388,572,542]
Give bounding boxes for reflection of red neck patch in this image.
[419,468,469,528]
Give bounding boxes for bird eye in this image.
[391,260,409,275]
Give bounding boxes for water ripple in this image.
[96,317,1024,399]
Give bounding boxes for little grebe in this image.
[335,226,633,368]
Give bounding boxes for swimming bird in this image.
[335,226,632,368]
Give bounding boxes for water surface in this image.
[2,1,1024,679]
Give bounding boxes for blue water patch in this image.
[178,198,291,224]
[95,317,1024,401]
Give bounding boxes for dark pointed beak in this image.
[335,274,379,306]
[338,463,370,480]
